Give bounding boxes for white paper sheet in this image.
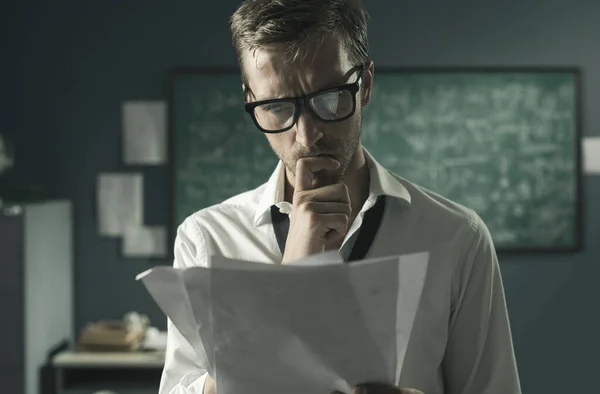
[136,266,209,368]
[209,251,345,271]
[122,101,167,165]
[97,173,143,237]
[136,252,429,394]
[583,136,600,174]
[123,225,167,257]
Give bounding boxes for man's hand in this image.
[282,156,352,264]
[203,374,215,394]
[351,383,423,394]
[206,374,423,394]
[333,383,423,394]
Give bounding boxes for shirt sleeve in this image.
[442,212,522,394]
[159,218,210,394]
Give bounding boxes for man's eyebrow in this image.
[245,67,359,102]
[244,83,287,101]
[312,69,357,93]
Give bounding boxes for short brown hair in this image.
[230,0,369,81]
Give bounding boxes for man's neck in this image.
[345,161,371,219]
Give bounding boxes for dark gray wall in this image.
[2,1,598,393]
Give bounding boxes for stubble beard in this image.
[281,123,361,188]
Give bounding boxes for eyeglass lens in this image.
[253,89,354,131]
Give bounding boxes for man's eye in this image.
[314,91,342,103]
[265,104,283,113]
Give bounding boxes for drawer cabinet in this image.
[0,201,73,394]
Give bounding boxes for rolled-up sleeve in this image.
[159,218,210,394]
[443,212,522,394]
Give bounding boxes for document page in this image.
[137,252,428,394]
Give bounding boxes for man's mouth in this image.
[304,153,334,158]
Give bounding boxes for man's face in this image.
[242,36,373,186]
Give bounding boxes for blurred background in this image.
[1,0,599,393]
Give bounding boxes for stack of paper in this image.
[136,251,429,394]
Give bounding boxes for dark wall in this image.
[2,1,599,393]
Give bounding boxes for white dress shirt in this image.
[160,148,522,394]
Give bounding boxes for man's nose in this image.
[295,113,323,148]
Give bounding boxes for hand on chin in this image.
[332,383,424,394]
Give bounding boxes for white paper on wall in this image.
[583,136,600,174]
[123,225,167,258]
[97,173,144,237]
[122,101,167,165]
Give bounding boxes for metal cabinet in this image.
[0,201,73,394]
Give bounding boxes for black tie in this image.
[271,196,386,262]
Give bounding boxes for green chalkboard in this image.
[170,68,581,252]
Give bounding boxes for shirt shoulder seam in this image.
[185,214,209,267]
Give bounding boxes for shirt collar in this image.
[253,147,412,227]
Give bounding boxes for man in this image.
[160,0,522,393]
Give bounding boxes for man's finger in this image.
[318,213,349,234]
[302,201,352,216]
[353,383,424,394]
[297,183,350,204]
[295,156,340,192]
[352,383,397,394]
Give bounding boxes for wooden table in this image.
[52,350,165,394]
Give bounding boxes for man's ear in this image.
[242,83,250,102]
[361,60,375,107]
[242,83,255,102]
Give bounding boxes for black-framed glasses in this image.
[244,65,364,133]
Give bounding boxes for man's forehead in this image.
[241,38,351,99]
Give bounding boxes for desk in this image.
[52,351,164,394]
